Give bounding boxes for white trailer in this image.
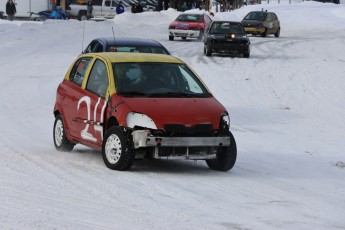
[0,0,51,18]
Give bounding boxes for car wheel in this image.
[243,52,250,58]
[102,127,135,171]
[169,35,174,41]
[204,44,212,56]
[53,114,74,152]
[197,29,204,41]
[181,37,187,40]
[206,131,237,171]
[262,28,268,37]
[77,11,87,21]
[274,28,280,37]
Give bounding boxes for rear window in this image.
[107,46,169,55]
[176,14,203,22]
[210,22,245,34]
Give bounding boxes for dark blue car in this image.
[83,37,170,55]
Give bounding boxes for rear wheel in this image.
[243,52,250,58]
[77,10,87,21]
[169,35,174,41]
[206,131,237,171]
[53,114,74,152]
[181,37,187,40]
[102,127,135,171]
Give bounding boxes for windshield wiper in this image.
[119,91,151,97]
[150,92,208,98]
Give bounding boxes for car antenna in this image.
[82,21,86,53]
[112,27,116,45]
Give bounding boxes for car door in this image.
[61,57,92,139]
[266,13,274,33]
[75,58,110,147]
[102,0,117,18]
[271,13,280,33]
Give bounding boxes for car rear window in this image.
[176,14,203,22]
[107,46,169,55]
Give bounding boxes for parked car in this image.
[241,10,280,37]
[68,0,122,20]
[203,21,250,58]
[83,37,171,55]
[168,12,213,41]
[53,52,237,171]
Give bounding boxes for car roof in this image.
[81,52,184,64]
[212,20,243,24]
[95,37,164,47]
[246,11,273,14]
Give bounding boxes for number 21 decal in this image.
[77,96,107,142]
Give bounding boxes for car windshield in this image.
[210,22,245,34]
[244,12,267,21]
[176,14,203,22]
[113,62,211,98]
[107,46,169,55]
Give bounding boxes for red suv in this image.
[168,12,212,41]
[53,52,237,171]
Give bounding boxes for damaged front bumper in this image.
[132,130,230,160]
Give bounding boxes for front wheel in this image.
[197,29,204,41]
[102,127,135,171]
[204,44,212,56]
[169,35,174,41]
[53,114,74,152]
[262,28,268,37]
[206,131,237,171]
[274,28,280,37]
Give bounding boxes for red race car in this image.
[53,52,236,171]
[168,12,213,41]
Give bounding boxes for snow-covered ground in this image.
[1,1,345,229]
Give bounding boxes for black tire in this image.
[102,127,135,171]
[197,29,204,41]
[204,44,212,56]
[262,28,268,37]
[206,131,237,171]
[243,52,250,58]
[169,35,174,41]
[274,28,280,38]
[53,114,74,152]
[181,37,187,40]
[77,10,87,21]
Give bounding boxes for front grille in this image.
[163,124,214,137]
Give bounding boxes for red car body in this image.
[53,52,236,171]
[168,12,213,41]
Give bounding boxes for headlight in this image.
[220,111,230,129]
[126,112,157,129]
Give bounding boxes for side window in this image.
[111,0,117,7]
[91,42,103,53]
[69,58,92,86]
[86,60,109,97]
[105,0,110,6]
